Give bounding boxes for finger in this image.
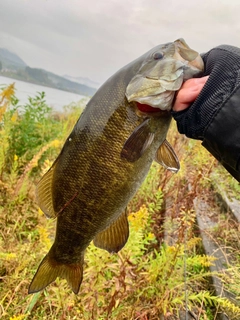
[173,76,209,112]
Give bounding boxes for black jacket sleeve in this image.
[172,45,240,181]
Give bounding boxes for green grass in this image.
[1,84,240,319]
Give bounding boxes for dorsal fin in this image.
[155,139,180,173]
[36,166,56,218]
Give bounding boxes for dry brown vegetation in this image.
[1,84,240,319]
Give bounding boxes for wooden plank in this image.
[214,184,240,223]
[193,197,235,320]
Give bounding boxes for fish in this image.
[29,38,204,294]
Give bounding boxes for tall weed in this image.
[0,84,240,319]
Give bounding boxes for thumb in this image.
[173,76,209,112]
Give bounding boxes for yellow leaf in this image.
[0,83,15,102]
[11,112,18,122]
[0,252,17,260]
[129,205,149,231]
[10,315,26,320]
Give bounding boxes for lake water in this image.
[0,75,89,112]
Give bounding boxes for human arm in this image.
[171,45,240,181]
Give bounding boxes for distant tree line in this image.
[0,62,96,96]
[25,66,50,84]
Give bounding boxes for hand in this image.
[172,45,240,140]
[172,76,209,112]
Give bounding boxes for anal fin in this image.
[93,210,129,253]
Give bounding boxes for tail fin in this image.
[28,254,84,294]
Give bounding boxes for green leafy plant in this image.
[1,84,240,319]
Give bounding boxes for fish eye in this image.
[153,52,164,60]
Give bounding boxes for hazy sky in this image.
[0,0,239,85]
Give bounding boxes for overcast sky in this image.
[0,0,239,85]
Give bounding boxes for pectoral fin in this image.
[121,118,154,162]
[155,139,180,173]
[93,210,129,253]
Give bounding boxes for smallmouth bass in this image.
[29,38,203,294]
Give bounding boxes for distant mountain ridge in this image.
[0,48,97,96]
[0,48,27,69]
[62,74,100,89]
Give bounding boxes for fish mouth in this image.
[174,38,204,79]
[174,38,199,62]
[131,90,177,110]
[126,38,204,111]
[126,60,184,111]
[135,102,172,114]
